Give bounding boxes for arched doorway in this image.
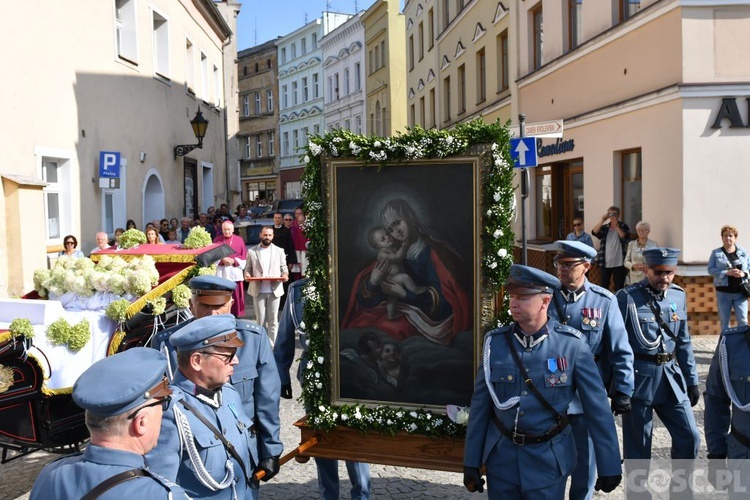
[142,169,165,227]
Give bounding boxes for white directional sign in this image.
[509,119,564,138]
[510,137,538,168]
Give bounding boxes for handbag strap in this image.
[504,330,565,424]
[178,399,252,484]
[81,468,147,500]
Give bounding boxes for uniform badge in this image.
[582,317,590,325]
[559,373,568,383]
[590,320,597,327]
[670,302,679,321]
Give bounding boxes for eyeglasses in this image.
[572,223,582,227]
[284,218,293,222]
[64,241,75,245]
[651,269,675,277]
[553,260,586,270]
[127,396,171,419]
[202,350,237,364]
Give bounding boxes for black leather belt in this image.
[731,425,750,450]
[491,412,569,446]
[635,352,675,364]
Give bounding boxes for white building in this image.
[0,0,235,296]
[321,13,367,135]
[277,12,352,198]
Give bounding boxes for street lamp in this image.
[174,109,209,158]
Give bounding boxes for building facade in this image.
[362,0,407,137]
[321,13,367,135]
[1,0,233,296]
[508,0,750,333]
[237,39,281,203]
[277,13,352,198]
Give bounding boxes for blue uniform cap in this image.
[505,264,560,295]
[169,314,245,351]
[73,347,172,416]
[643,247,680,267]
[189,275,235,305]
[554,240,597,260]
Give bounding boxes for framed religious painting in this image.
[299,121,514,438]
[329,158,480,408]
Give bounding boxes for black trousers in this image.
[600,265,627,292]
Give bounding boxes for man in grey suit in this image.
[244,226,289,346]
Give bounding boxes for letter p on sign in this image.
[99,151,121,178]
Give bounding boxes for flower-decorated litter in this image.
[182,226,212,249]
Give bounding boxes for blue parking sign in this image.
[99,151,121,178]
[509,138,538,168]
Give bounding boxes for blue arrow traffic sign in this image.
[510,137,538,168]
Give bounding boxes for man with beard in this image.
[615,248,700,462]
[548,240,634,500]
[244,226,289,346]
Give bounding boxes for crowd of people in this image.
[32,200,750,498]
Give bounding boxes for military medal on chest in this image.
[581,308,601,327]
[670,302,679,322]
[558,355,568,383]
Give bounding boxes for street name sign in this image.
[509,119,564,138]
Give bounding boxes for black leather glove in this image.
[280,383,293,399]
[611,392,631,416]
[687,385,700,407]
[707,455,728,491]
[595,474,622,493]
[255,456,280,482]
[463,466,484,493]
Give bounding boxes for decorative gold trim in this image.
[125,266,195,318]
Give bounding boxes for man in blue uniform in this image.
[31,348,188,499]
[151,275,283,466]
[615,248,700,460]
[548,240,634,500]
[705,323,750,471]
[147,315,282,499]
[463,264,622,498]
[275,278,371,499]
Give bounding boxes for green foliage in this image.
[299,119,515,436]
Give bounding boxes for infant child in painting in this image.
[368,226,425,319]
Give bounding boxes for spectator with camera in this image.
[591,206,631,291]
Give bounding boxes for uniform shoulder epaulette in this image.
[620,283,642,295]
[553,323,582,339]
[722,324,750,336]
[486,325,512,337]
[587,283,614,298]
[236,319,262,335]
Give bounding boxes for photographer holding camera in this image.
[591,206,631,291]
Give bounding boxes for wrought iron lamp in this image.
[174,109,209,158]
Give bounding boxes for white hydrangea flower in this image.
[493,229,502,238]
[493,192,501,202]
[309,143,323,156]
[316,382,323,389]
[317,356,324,364]
[303,155,310,164]
[497,248,508,258]
[373,140,382,148]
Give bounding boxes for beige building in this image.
[405,0,512,129]
[1,1,235,297]
[237,39,281,203]
[512,0,750,333]
[362,0,407,136]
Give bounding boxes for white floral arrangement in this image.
[33,255,159,301]
[446,405,471,426]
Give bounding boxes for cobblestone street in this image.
[1,332,720,499]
